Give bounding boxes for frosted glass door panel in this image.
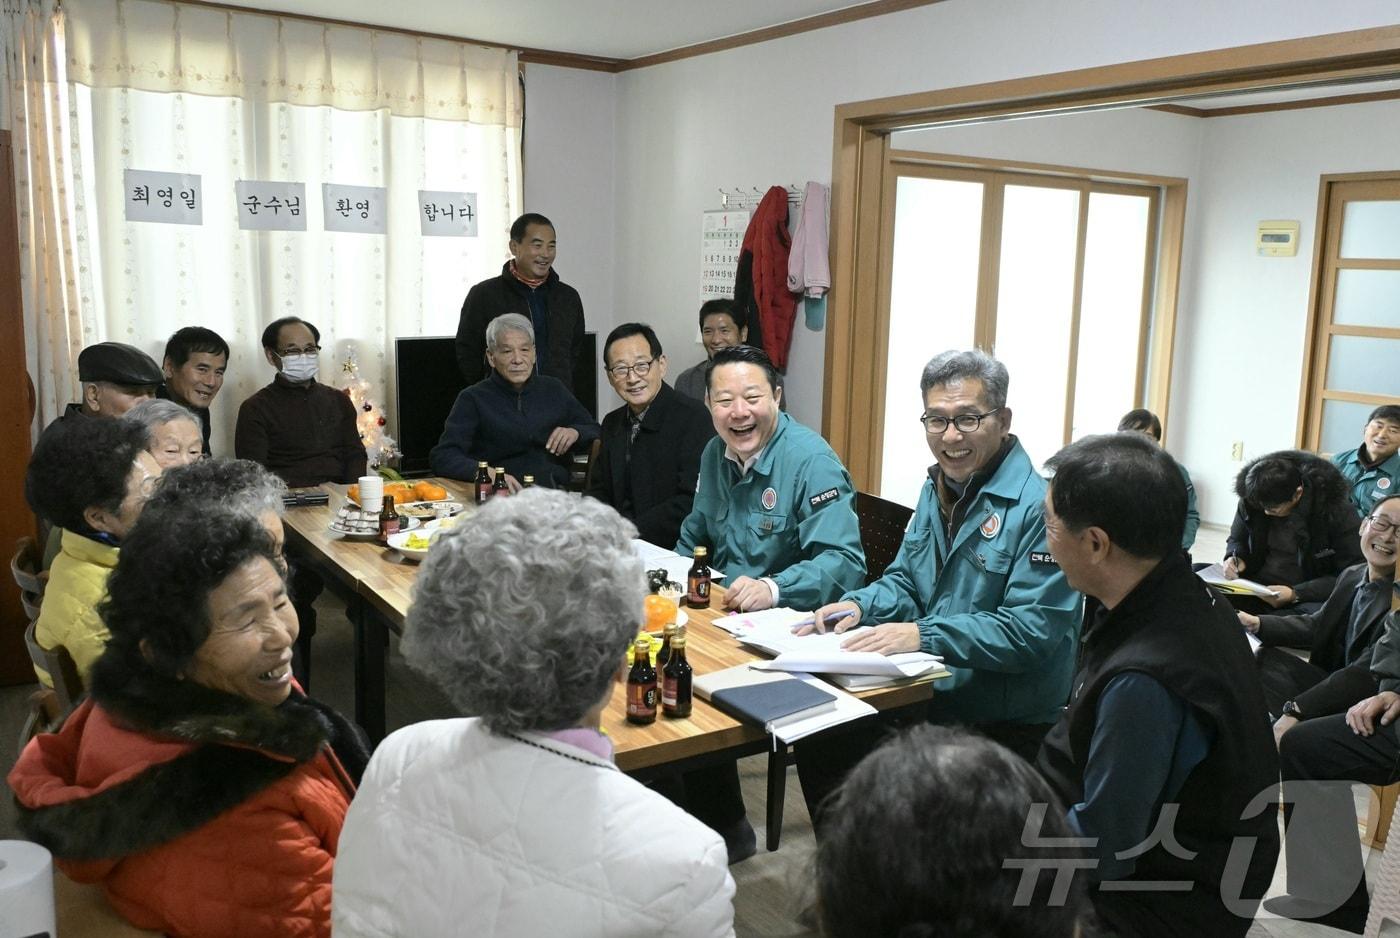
[1340,201,1400,259]
[1326,335,1400,397]
[1072,192,1151,439]
[995,184,1080,467]
[1320,399,1378,456]
[1332,269,1400,328]
[881,176,984,507]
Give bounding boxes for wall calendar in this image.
[700,209,749,305]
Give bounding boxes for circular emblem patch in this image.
[1380,477,1392,490]
[980,513,1001,539]
[762,487,778,511]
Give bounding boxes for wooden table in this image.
[281,479,942,848]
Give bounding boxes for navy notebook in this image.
[710,679,838,730]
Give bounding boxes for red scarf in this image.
[508,260,547,289]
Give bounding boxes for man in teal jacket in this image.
[666,344,864,862]
[1331,404,1400,516]
[675,346,864,612]
[796,349,1082,820]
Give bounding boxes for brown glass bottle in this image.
[687,547,712,609]
[626,636,658,725]
[522,475,536,488]
[474,461,492,505]
[656,622,678,670]
[377,495,400,545]
[492,467,510,498]
[662,630,692,719]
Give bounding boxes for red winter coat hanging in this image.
[732,186,797,370]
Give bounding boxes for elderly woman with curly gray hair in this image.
[333,489,737,938]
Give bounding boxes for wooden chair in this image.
[17,687,63,750]
[10,535,48,612]
[570,438,603,493]
[1367,791,1400,936]
[24,620,84,715]
[855,491,914,584]
[1367,782,1400,850]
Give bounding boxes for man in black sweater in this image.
[1037,433,1279,938]
[455,213,586,399]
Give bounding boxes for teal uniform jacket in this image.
[676,413,865,609]
[1332,445,1400,515]
[842,438,1083,726]
[1178,460,1200,551]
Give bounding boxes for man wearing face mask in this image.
[235,316,366,489]
[235,316,365,690]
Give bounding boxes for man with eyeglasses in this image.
[1249,494,1400,721]
[585,323,713,546]
[235,316,365,690]
[1222,450,1362,616]
[235,316,366,489]
[793,349,1082,823]
[1267,494,1400,932]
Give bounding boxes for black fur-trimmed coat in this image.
[1226,450,1364,603]
[8,652,368,938]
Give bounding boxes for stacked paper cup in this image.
[358,475,384,514]
[0,840,55,938]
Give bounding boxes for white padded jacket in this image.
[332,718,736,938]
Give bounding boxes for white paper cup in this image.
[358,475,384,513]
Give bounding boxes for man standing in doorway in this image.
[455,213,586,399]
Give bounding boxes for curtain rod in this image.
[177,0,625,71]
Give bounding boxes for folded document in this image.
[1197,563,1280,599]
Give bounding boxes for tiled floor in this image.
[0,523,1381,935]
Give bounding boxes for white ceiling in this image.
[218,0,876,60]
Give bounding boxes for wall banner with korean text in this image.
[235,181,307,231]
[125,170,202,225]
[418,190,478,237]
[322,183,387,234]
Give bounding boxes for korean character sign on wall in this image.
[418,190,479,237]
[125,170,202,225]
[322,183,388,234]
[236,181,308,231]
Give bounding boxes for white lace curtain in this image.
[6,0,522,452]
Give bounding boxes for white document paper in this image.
[125,170,202,225]
[323,183,387,234]
[418,189,479,236]
[236,180,307,231]
[721,609,943,678]
[1245,629,1263,656]
[632,539,725,585]
[1197,563,1280,599]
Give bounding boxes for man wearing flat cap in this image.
[62,342,162,420]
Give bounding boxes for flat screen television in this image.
[395,336,463,476]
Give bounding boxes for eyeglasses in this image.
[1366,514,1399,535]
[277,345,320,357]
[607,358,656,380]
[919,408,1001,434]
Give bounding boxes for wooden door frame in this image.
[1298,171,1400,451]
[825,25,1400,491]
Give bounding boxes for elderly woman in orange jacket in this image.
[9,508,366,938]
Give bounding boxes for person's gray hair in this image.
[142,458,288,523]
[122,397,200,432]
[919,349,1010,410]
[485,313,535,352]
[403,488,643,734]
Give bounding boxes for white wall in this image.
[1172,98,1400,524]
[520,0,1400,498]
[521,63,618,415]
[600,0,1400,434]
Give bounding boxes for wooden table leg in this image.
[351,596,387,745]
[766,743,787,851]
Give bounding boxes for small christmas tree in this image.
[338,345,401,470]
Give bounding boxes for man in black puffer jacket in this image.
[1221,450,1363,615]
